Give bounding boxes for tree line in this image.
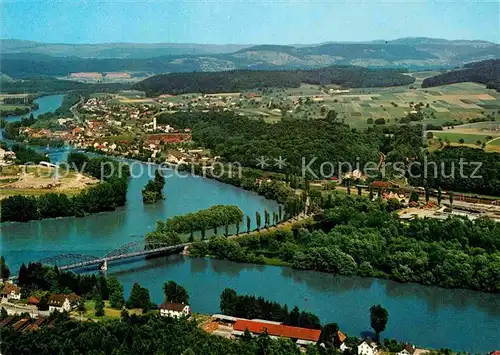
[9,144,47,164]
[220,288,321,329]
[147,205,244,243]
[408,146,500,196]
[0,312,307,355]
[0,154,130,222]
[422,59,500,92]
[135,66,415,96]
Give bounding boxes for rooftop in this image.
[1,283,21,295]
[159,302,189,312]
[233,319,321,342]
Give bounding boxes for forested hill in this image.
[422,59,500,91]
[134,66,415,95]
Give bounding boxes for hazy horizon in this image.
[2,36,498,46]
[2,0,498,45]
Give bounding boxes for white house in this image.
[0,283,22,301]
[397,344,416,355]
[47,293,80,313]
[159,302,191,318]
[358,341,378,355]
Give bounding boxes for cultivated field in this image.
[0,165,99,199]
[428,123,500,152]
[235,78,500,128]
[104,73,500,129]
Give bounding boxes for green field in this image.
[432,132,491,144]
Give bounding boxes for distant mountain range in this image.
[1,37,499,78]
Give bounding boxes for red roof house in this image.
[28,296,40,305]
[233,319,321,342]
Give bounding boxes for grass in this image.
[72,300,145,321]
[260,256,292,267]
[432,132,497,144]
[0,188,83,199]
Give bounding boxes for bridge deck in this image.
[59,243,188,270]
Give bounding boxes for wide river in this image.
[1,95,499,353]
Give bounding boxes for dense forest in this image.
[162,112,499,196]
[422,59,500,91]
[0,76,129,94]
[159,111,380,175]
[0,313,310,355]
[408,146,500,196]
[191,194,500,293]
[134,66,415,96]
[0,154,130,222]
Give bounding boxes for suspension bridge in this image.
[35,240,189,272]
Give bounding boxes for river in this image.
[2,94,66,122]
[106,255,500,353]
[0,157,279,269]
[1,95,499,353]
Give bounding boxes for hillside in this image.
[1,37,498,79]
[133,66,415,95]
[0,39,251,58]
[422,59,500,91]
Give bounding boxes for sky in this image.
[1,0,499,44]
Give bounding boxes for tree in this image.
[0,307,7,319]
[264,209,270,228]
[77,299,86,321]
[370,304,389,341]
[321,323,340,345]
[246,215,251,233]
[108,277,125,309]
[235,215,241,236]
[127,282,151,312]
[220,288,238,315]
[121,308,130,320]
[326,110,338,122]
[449,191,454,210]
[18,263,28,286]
[95,296,105,317]
[0,256,10,280]
[255,211,262,230]
[37,294,49,311]
[437,187,442,206]
[163,281,189,304]
[424,181,430,204]
[278,205,283,221]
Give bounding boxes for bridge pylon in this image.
[100,259,108,271]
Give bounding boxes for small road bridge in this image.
[36,240,189,271]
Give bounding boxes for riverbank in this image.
[101,255,500,353]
